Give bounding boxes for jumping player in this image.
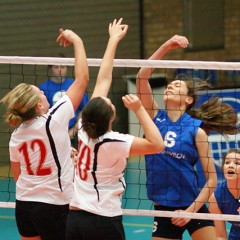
[135,35,239,240]
[65,18,165,240]
[0,29,89,240]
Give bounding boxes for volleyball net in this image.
[1,56,240,222]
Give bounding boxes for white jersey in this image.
[10,95,74,205]
[70,120,134,217]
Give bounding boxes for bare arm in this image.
[192,128,218,212]
[91,18,128,99]
[171,128,217,227]
[136,35,189,119]
[68,111,82,139]
[10,161,20,182]
[56,29,89,110]
[122,94,164,155]
[209,193,228,240]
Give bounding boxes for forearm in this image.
[187,178,217,213]
[97,38,118,83]
[73,38,88,83]
[136,43,169,112]
[91,38,119,98]
[134,106,163,145]
[137,43,170,79]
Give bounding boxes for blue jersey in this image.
[214,181,240,240]
[39,78,89,129]
[145,110,202,207]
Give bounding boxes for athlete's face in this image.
[163,80,191,108]
[223,152,240,181]
[31,85,50,114]
[101,96,116,121]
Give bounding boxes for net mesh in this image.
[0,56,240,222]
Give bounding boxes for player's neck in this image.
[166,109,185,122]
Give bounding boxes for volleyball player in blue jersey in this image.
[209,149,240,240]
[136,35,239,240]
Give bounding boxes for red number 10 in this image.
[78,140,91,181]
[19,139,52,176]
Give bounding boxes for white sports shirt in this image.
[10,95,74,205]
[70,120,134,217]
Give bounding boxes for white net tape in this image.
[0,202,240,221]
[0,56,240,70]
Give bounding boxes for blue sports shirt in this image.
[145,110,202,207]
[215,181,240,240]
[39,78,89,129]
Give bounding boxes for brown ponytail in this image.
[188,97,239,137]
[174,75,239,137]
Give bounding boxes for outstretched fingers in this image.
[109,18,128,41]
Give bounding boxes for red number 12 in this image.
[19,139,52,176]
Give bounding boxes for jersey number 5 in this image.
[19,140,52,176]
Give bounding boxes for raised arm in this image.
[56,28,89,110]
[122,94,164,155]
[136,35,189,119]
[91,18,128,99]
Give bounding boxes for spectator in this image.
[39,53,89,149]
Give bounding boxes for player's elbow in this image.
[155,143,165,153]
[207,175,218,189]
[83,75,89,88]
[149,142,165,154]
[75,75,89,89]
[82,74,89,85]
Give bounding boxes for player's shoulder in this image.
[39,79,51,89]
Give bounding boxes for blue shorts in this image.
[15,200,69,240]
[66,209,125,240]
[152,204,214,239]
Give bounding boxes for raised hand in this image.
[122,94,142,112]
[162,35,189,51]
[108,18,128,42]
[56,28,81,48]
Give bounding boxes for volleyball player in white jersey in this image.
[1,29,89,240]
[65,18,165,240]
